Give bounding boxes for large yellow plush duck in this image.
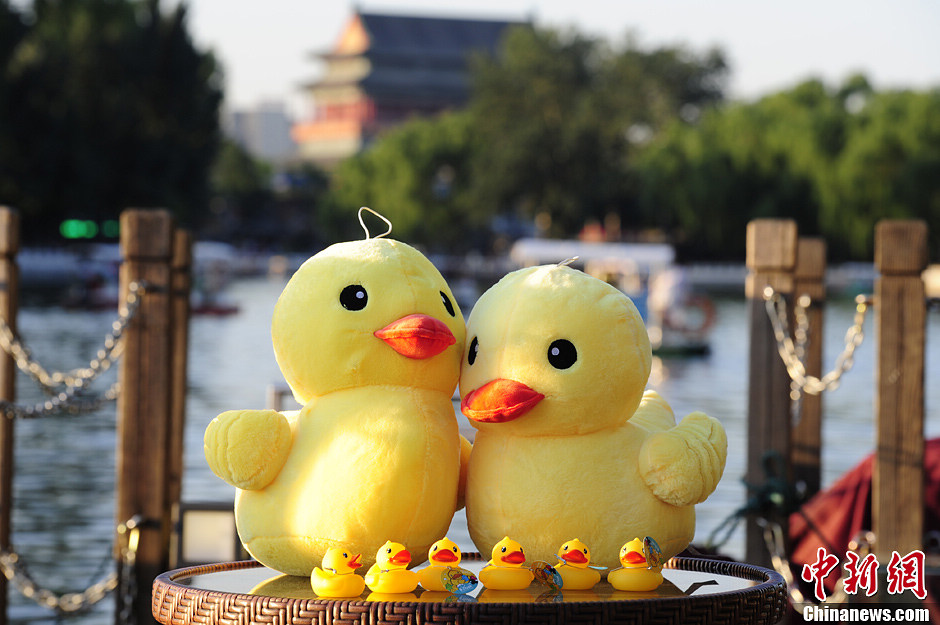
[310,547,365,598]
[364,541,419,594]
[204,212,468,576]
[554,538,601,590]
[608,538,664,592]
[478,536,535,590]
[460,264,727,571]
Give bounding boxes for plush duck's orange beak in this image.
[562,550,588,564]
[500,550,526,565]
[461,379,544,423]
[432,549,459,564]
[623,550,647,566]
[374,314,456,359]
[389,549,412,566]
[348,553,362,569]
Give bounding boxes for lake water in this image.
[6,274,939,623]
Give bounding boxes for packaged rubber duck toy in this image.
[459,261,727,570]
[310,547,365,598]
[204,208,469,576]
[417,537,478,593]
[478,536,536,590]
[364,540,419,594]
[554,538,604,590]
[609,537,665,592]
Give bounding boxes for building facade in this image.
[293,11,521,167]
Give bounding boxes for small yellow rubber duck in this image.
[310,548,365,598]
[554,538,601,590]
[479,536,534,590]
[608,538,664,592]
[418,537,468,592]
[364,541,419,594]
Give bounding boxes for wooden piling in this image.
[872,220,927,562]
[115,209,175,622]
[791,237,826,500]
[745,219,797,568]
[0,207,19,625]
[167,229,191,569]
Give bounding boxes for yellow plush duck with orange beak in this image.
[204,210,468,576]
[460,264,727,571]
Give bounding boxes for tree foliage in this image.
[0,0,222,242]
[637,76,940,259]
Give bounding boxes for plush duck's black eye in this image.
[468,337,479,365]
[548,339,577,369]
[340,284,368,310]
[440,291,456,317]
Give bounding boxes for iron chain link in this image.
[0,516,139,615]
[763,287,869,399]
[0,281,147,418]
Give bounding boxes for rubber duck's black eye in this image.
[342,552,348,558]
[501,546,507,553]
[452,546,458,552]
[387,547,392,553]
[547,339,577,369]
[340,284,368,310]
[440,291,456,317]
[432,545,438,552]
[468,337,479,366]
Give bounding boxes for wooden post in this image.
[872,220,927,562]
[167,229,192,569]
[0,207,19,625]
[116,209,174,623]
[745,219,797,568]
[791,237,826,500]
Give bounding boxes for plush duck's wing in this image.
[638,411,727,507]
[204,409,293,490]
[628,390,676,433]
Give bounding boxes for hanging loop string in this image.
[358,207,393,240]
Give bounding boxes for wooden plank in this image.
[873,220,927,561]
[115,208,174,622]
[0,207,19,625]
[167,229,192,569]
[745,219,797,567]
[791,237,826,499]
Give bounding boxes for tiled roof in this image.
[358,12,521,59]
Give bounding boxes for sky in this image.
[147,0,940,116]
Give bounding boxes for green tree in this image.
[465,26,728,236]
[0,0,221,242]
[327,111,483,251]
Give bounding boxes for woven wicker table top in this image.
[153,556,788,625]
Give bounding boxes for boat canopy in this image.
[509,239,676,274]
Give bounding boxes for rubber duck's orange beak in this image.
[389,549,412,566]
[500,550,526,565]
[432,549,459,564]
[622,550,647,566]
[348,553,361,569]
[374,314,455,359]
[461,379,544,423]
[561,550,588,564]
